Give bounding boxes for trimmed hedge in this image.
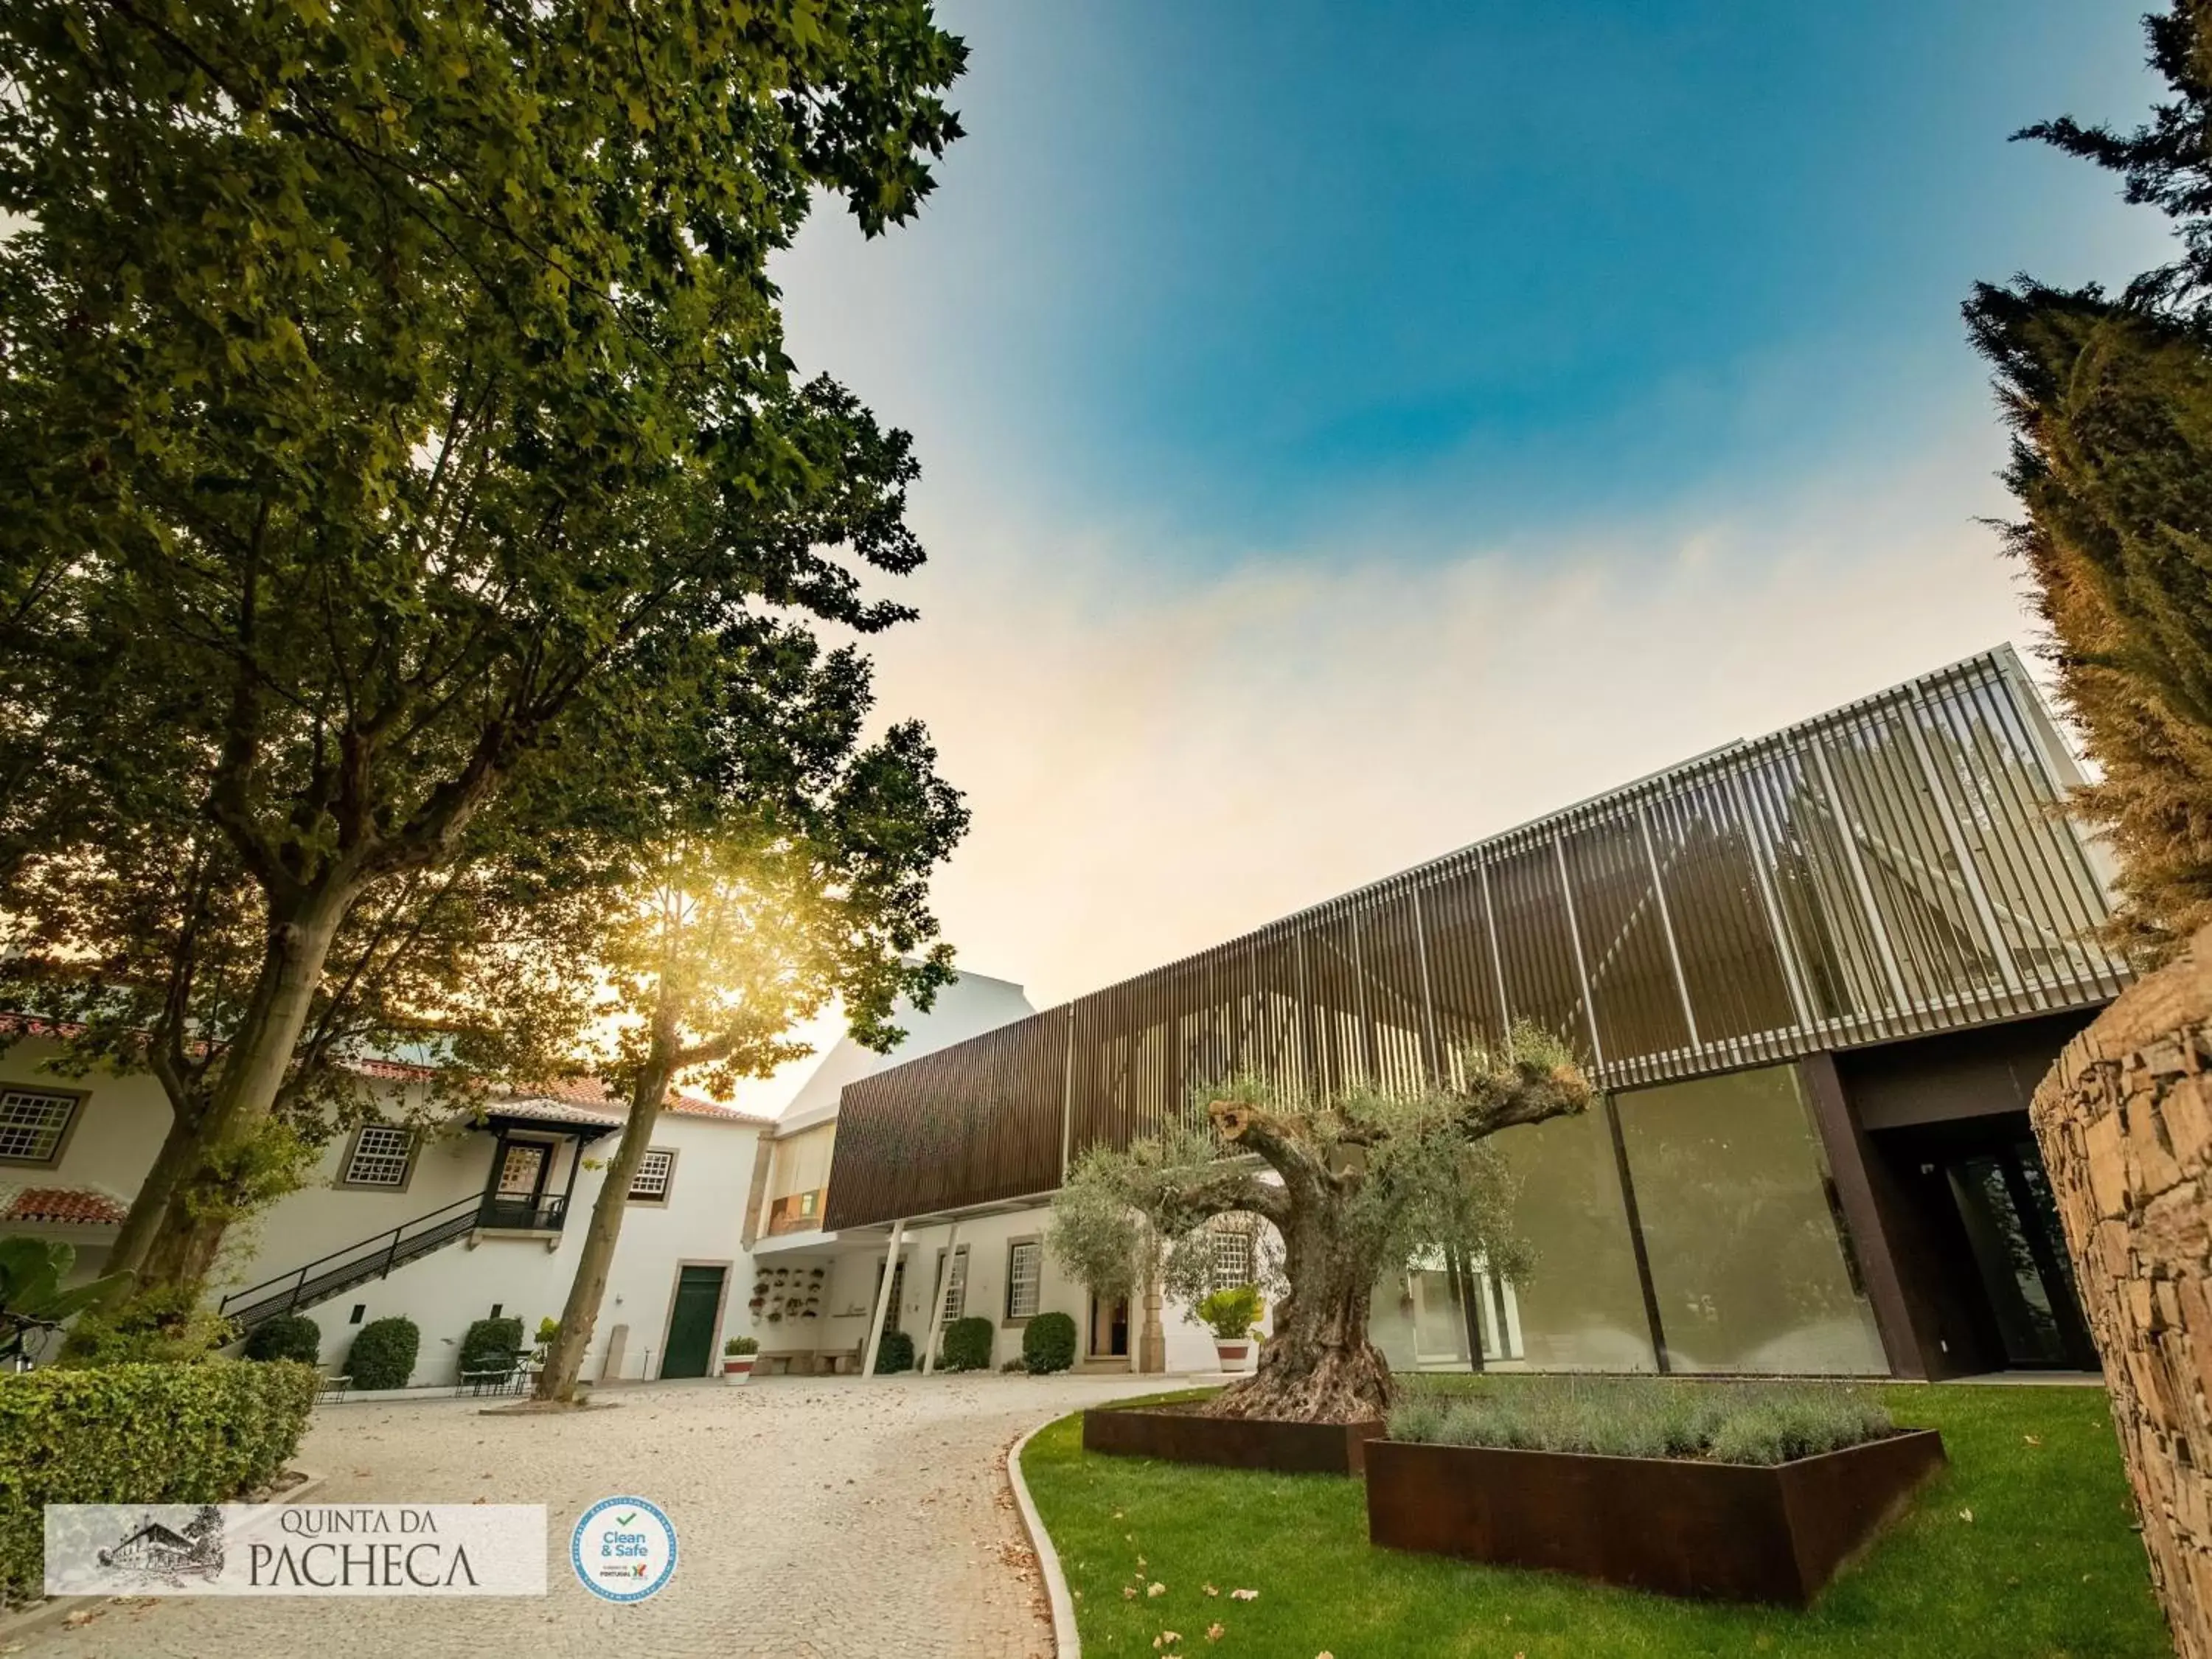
[346,1317,419,1390]
[0,1360,318,1607]
[243,1313,322,1366]
[459,1316,523,1377]
[874,1329,916,1374]
[939,1316,994,1372]
[1023,1310,1077,1374]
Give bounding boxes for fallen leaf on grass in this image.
[1203,1585,1219,1597]
[1153,1633,1181,1649]
[1958,1507,1975,1523]
[1122,1587,1138,1600]
[1229,1588,1259,1601]
[1148,1582,1167,1597]
[2024,1434,2042,1446]
[1206,1624,1225,1642]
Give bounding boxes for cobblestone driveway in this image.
[25,1371,1163,1659]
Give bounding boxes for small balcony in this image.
[474,1194,568,1235]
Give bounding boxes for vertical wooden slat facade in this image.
[822,647,2133,1232]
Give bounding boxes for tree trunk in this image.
[1204,1212,1393,1424]
[104,1105,204,1282]
[537,1053,675,1403]
[134,883,352,1297]
[2031,921,2212,1659]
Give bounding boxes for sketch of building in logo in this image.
[97,1506,223,1585]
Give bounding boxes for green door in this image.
[661,1266,726,1378]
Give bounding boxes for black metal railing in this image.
[218,1191,572,1332]
[475,1194,568,1232]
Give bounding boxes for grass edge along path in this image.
[1021,1382,2168,1658]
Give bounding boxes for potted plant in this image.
[1196,1284,1265,1371]
[723,1335,759,1382]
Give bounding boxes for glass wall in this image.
[1615,1063,1885,1374]
[1499,1107,1660,1371]
[1371,1106,1657,1373]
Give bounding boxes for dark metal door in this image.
[661,1266,726,1379]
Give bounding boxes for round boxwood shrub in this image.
[874,1329,916,1374]
[242,1312,322,1366]
[459,1315,524,1377]
[1022,1310,1077,1374]
[346,1316,420,1391]
[939,1316,994,1372]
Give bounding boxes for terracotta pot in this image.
[723,1356,756,1383]
[1214,1340,1251,1369]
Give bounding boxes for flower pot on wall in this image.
[1214,1340,1251,1370]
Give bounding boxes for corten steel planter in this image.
[1083,1402,1387,1475]
[1365,1429,1947,1605]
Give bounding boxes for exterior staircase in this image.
[216,1193,539,1333]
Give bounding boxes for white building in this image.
[0,1018,774,1385]
[1,968,1265,1386]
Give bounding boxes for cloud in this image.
[865,448,2040,1009]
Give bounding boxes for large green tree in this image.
[536,627,967,1402]
[0,1,967,1298]
[1,771,611,1290]
[1965,1,2212,961]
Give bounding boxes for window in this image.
[0,1088,79,1166]
[1209,1221,1253,1290]
[1006,1240,1042,1321]
[937,1245,969,1324]
[629,1148,677,1203]
[340,1124,415,1189]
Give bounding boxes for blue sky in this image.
[745,1,2177,1077]
[788,1,2166,560]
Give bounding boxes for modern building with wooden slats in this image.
[810,646,2135,1381]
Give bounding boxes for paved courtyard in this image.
[24,1370,1166,1659]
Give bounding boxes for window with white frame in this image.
[628,1148,676,1203]
[1006,1240,1042,1320]
[0,1089,77,1166]
[341,1124,414,1188]
[1210,1220,1253,1290]
[938,1243,969,1323]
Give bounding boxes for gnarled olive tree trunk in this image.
[1210,1187,1394,1422]
[1199,1055,1588,1425]
[2032,922,2212,1659]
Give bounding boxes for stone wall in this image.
[2033,923,2212,1659]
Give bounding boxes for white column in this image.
[919,1220,961,1375]
[861,1218,906,1378]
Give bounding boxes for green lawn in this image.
[1020,1382,2169,1658]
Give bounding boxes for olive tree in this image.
[1048,1023,1590,1424]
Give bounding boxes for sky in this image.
[739,1,2177,1110]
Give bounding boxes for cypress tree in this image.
[1965,2,2212,959]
